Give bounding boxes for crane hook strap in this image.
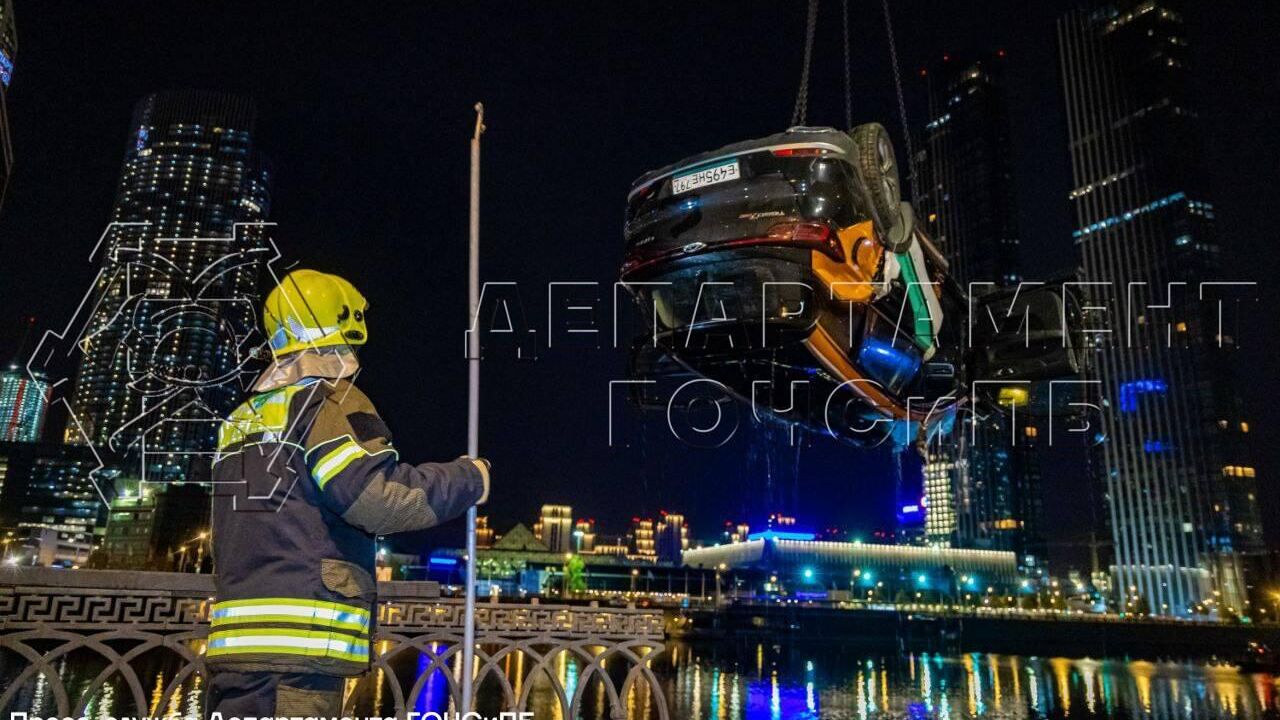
[791,0,820,127]
[880,0,915,200]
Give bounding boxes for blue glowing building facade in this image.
[1059,1,1262,616]
[0,0,17,210]
[684,533,1022,600]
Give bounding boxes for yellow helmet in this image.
[262,270,369,357]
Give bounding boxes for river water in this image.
[8,641,1279,719]
[655,642,1280,719]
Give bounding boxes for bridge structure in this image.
[0,568,669,719]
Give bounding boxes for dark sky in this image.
[0,2,1276,569]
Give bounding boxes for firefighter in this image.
[206,269,490,716]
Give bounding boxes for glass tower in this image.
[0,362,48,442]
[66,91,272,485]
[917,52,1021,290]
[915,53,1044,569]
[1058,1,1262,617]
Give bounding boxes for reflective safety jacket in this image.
[210,376,485,676]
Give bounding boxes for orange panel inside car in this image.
[811,220,883,304]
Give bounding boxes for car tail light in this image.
[771,147,828,157]
[721,222,843,260]
[766,222,830,243]
[621,222,842,279]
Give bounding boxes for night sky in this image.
[1,2,1277,569]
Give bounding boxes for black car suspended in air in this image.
[620,125,1081,447]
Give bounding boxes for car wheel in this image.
[850,123,901,230]
[882,201,916,253]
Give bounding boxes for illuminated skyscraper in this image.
[916,51,1021,290]
[914,52,1045,567]
[66,91,272,484]
[954,413,1047,577]
[921,450,956,547]
[1059,1,1262,616]
[1,362,47,442]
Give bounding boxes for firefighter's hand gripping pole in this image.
[462,102,485,711]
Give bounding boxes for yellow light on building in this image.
[997,386,1029,408]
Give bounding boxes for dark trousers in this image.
[207,671,344,717]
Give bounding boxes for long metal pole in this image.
[461,102,485,711]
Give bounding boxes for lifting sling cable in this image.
[843,0,853,130]
[791,0,820,126]
[881,0,916,200]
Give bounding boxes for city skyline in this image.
[1,5,1280,719]
[0,2,1275,582]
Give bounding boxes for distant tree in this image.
[564,555,586,596]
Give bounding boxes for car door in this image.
[967,282,1084,382]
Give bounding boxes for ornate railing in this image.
[0,568,668,719]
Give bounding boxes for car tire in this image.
[882,201,916,254]
[850,122,902,230]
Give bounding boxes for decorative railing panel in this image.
[0,569,667,720]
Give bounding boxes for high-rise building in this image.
[1058,1,1262,617]
[914,51,1046,569]
[0,441,112,566]
[916,52,1021,291]
[536,504,574,554]
[1,362,48,442]
[954,410,1048,577]
[66,90,271,485]
[921,448,957,547]
[61,91,272,569]
[0,0,16,210]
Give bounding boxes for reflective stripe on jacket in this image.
[211,376,484,676]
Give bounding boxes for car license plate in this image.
[671,159,740,195]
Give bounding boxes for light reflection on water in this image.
[661,642,1280,719]
[10,641,1280,719]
